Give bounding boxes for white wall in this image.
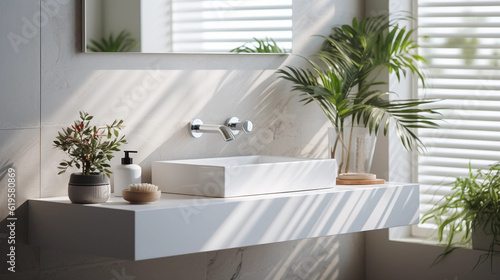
[141,0,172,53]
[103,0,141,51]
[0,0,365,278]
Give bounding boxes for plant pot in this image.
[472,222,500,252]
[328,126,377,175]
[68,173,110,204]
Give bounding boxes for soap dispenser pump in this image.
[114,150,141,197]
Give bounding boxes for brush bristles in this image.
[128,183,158,192]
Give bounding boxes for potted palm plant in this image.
[422,163,500,270]
[53,111,127,203]
[277,13,439,177]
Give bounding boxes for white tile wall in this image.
[0,0,41,130]
[1,0,365,278]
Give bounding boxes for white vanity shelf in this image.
[29,182,419,260]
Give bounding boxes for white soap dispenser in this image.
[114,150,141,197]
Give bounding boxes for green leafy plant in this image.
[53,111,127,177]
[277,13,440,173]
[422,163,500,270]
[230,37,287,53]
[87,30,136,52]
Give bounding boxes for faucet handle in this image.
[226,117,253,134]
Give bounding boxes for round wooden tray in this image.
[336,178,386,185]
[337,173,377,180]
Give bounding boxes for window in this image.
[171,0,293,52]
[413,0,500,238]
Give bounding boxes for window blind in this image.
[171,0,292,52]
[413,0,500,238]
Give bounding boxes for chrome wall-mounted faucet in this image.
[189,119,235,142]
[225,117,253,135]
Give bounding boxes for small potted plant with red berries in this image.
[53,111,127,203]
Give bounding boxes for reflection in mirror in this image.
[83,0,292,53]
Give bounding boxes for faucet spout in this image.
[198,124,235,142]
[219,126,235,142]
[189,119,235,142]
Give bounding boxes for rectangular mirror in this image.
[83,0,292,54]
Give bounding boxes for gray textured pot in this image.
[68,173,110,204]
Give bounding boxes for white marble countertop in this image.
[29,182,419,260]
[32,182,403,209]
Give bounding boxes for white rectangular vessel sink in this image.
[152,156,336,197]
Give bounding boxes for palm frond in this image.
[277,57,356,131]
[87,30,136,52]
[353,96,440,152]
[230,37,287,53]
